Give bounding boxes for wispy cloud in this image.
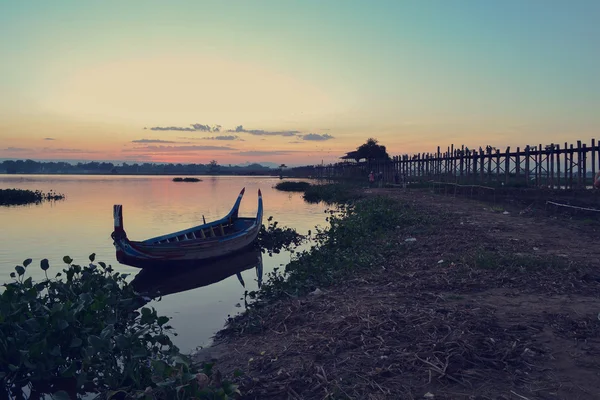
[228,125,300,137]
[3,147,29,152]
[148,126,195,132]
[301,133,334,141]
[125,145,233,153]
[235,150,300,156]
[132,139,177,144]
[43,137,56,141]
[202,135,244,141]
[42,148,100,153]
[146,123,221,132]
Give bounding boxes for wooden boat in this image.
[130,247,263,297]
[111,188,263,268]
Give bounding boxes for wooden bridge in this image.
[308,139,600,189]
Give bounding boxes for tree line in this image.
[0,159,275,175]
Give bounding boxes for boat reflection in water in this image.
[130,247,263,298]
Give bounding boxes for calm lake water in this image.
[0,175,327,353]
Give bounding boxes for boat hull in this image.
[112,188,263,268]
[115,228,260,268]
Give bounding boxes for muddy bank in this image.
[196,189,600,400]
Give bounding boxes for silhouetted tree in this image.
[208,160,220,173]
[355,138,390,162]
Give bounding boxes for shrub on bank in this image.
[225,195,431,335]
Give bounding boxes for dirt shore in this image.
[196,189,600,400]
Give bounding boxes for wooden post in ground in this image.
[582,143,587,187]
[479,149,484,183]
[459,146,465,183]
[495,149,501,184]
[550,144,555,189]
[537,143,542,188]
[544,145,549,188]
[563,143,568,189]
[577,140,582,188]
[569,143,574,189]
[465,151,470,182]
[525,146,530,186]
[592,139,596,185]
[556,145,561,189]
[450,144,455,181]
[472,151,478,184]
[487,149,492,180]
[505,147,510,184]
[515,147,520,184]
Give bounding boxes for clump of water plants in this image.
[258,216,306,256]
[0,189,65,206]
[0,254,238,399]
[273,181,311,192]
[173,177,202,182]
[302,183,361,204]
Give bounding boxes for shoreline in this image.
[195,187,600,399]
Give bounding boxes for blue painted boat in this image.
[111,188,263,268]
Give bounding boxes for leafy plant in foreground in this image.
[0,255,238,399]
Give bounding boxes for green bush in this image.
[273,181,311,192]
[0,189,64,206]
[0,255,238,399]
[302,183,361,204]
[226,196,431,334]
[258,216,306,256]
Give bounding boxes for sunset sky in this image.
[1,0,599,165]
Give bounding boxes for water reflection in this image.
[131,247,263,298]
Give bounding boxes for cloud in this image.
[228,125,300,137]
[235,150,300,156]
[147,123,221,132]
[192,123,221,132]
[3,147,29,152]
[202,135,241,141]
[132,139,177,144]
[43,137,56,141]
[288,140,304,144]
[301,133,334,141]
[42,148,100,153]
[149,126,196,132]
[124,145,233,152]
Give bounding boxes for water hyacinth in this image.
[0,254,238,399]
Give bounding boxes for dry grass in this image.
[198,189,600,400]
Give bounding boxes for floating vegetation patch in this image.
[302,183,362,204]
[0,189,65,206]
[172,177,202,182]
[274,181,311,192]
